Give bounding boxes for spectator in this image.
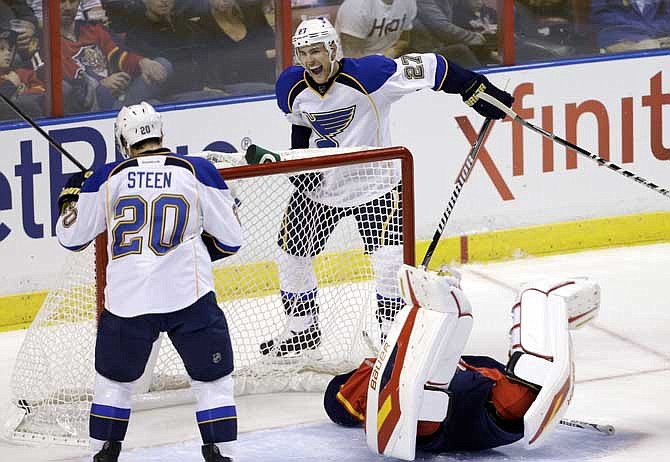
[514,0,577,61]
[100,0,144,34]
[60,0,170,113]
[453,0,500,64]
[591,0,670,53]
[195,0,276,96]
[412,0,485,68]
[28,0,107,28]
[0,28,44,119]
[335,0,416,58]
[123,0,210,101]
[0,0,39,64]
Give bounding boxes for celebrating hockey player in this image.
[56,102,242,462]
[255,17,514,356]
[323,266,601,460]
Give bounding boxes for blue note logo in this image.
[305,105,356,148]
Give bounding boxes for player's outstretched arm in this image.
[435,56,513,119]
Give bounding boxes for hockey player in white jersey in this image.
[255,17,513,357]
[56,102,242,462]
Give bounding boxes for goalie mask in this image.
[292,17,342,80]
[114,101,163,158]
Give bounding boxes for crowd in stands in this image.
[0,0,669,121]
[0,0,276,119]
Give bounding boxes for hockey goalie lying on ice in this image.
[323,265,601,460]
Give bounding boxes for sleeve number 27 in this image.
[112,194,189,259]
[401,55,424,80]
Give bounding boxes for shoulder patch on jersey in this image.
[339,56,397,94]
[276,66,308,114]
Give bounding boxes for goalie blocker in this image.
[323,266,600,460]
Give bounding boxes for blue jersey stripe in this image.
[181,155,230,191]
[433,54,448,91]
[276,66,306,114]
[210,239,241,254]
[91,403,131,420]
[340,56,397,94]
[81,162,118,193]
[62,241,93,252]
[196,405,237,423]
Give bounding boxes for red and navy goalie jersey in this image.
[333,355,537,452]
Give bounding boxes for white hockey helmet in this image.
[114,101,163,158]
[292,17,342,78]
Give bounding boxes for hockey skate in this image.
[93,441,121,462]
[201,443,233,462]
[259,324,321,357]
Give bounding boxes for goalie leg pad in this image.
[365,265,473,461]
[507,278,600,448]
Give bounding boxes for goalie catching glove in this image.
[58,170,93,213]
[460,75,513,120]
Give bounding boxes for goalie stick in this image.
[0,92,86,171]
[559,418,615,436]
[420,118,494,269]
[477,92,670,199]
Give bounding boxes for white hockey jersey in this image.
[56,152,242,318]
[275,53,449,207]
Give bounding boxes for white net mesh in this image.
[6,147,413,445]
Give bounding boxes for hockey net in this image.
[4,146,415,445]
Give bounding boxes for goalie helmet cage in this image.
[6,146,415,445]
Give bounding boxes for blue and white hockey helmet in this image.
[292,17,342,73]
[114,101,163,158]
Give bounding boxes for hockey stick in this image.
[478,92,670,199]
[419,118,494,269]
[559,418,615,435]
[0,92,86,171]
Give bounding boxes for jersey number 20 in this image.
[112,194,189,259]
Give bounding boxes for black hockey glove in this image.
[58,170,92,213]
[460,74,514,120]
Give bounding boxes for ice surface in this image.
[1,243,668,461]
